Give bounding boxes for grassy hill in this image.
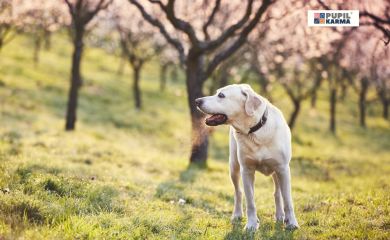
[0,35,389,239]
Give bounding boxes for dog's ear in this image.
[241,85,261,116]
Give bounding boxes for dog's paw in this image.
[231,211,243,222]
[285,223,299,231]
[244,219,259,231]
[275,214,285,223]
[231,215,243,223]
[284,217,299,230]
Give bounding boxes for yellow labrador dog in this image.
[195,84,299,231]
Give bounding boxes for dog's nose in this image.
[195,98,203,107]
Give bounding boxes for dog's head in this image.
[195,84,263,126]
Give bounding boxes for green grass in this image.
[0,34,389,239]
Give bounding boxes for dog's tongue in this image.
[205,114,227,126]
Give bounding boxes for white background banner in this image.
[308,10,359,27]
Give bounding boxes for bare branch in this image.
[361,10,390,25]
[204,0,273,80]
[317,0,330,10]
[317,0,390,45]
[202,0,254,51]
[63,0,75,17]
[85,0,113,24]
[202,0,221,41]
[148,0,165,10]
[163,0,199,46]
[360,10,390,45]
[75,0,84,18]
[129,0,185,63]
[373,22,390,45]
[281,81,299,102]
[148,0,199,45]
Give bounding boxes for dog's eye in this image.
[218,92,225,98]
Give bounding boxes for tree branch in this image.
[85,0,113,24]
[361,10,390,25]
[317,0,330,10]
[281,81,298,103]
[149,0,199,45]
[129,0,185,64]
[148,0,165,9]
[163,0,199,46]
[202,0,254,52]
[202,0,221,41]
[373,22,390,45]
[317,0,390,45]
[361,10,390,45]
[63,0,75,17]
[204,0,273,81]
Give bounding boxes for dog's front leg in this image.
[241,167,259,231]
[229,133,242,221]
[272,173,285,222]
[276,166,299,230]
[230,159,243,221]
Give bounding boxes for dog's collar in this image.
[248,106,268,134]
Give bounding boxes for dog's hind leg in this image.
[276,166,299,230]
[229,128,242,221]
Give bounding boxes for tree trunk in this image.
[133,65,142,109]
[288,100,301,130]
[117,54,126,76]
[33,36,41,65]
[65,28,84,131]
[171,66,178,82]
[340,82,347,101]
[330,88,337,134]
[261,81,272,101]
[44,30,51,50]
[186,53,209,165]
[219,67,229,88]
[359,78,369,127]
[311,91,317,108]
[208,73,219,95]
[208,66,229,95]
[258,74,272,101]
[160,63,168,91]
[378,89,389,120]
[311,74,322,109]
[383,99,389,119]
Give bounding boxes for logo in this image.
[308,10,359,27]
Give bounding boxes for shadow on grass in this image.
[224,221,295,240]
[179,162,206,183]
[155,162,227,216]
[291,156,333,181]
[155,163,204,202]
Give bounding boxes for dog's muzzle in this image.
[195,98,228,126]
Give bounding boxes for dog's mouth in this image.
[205,114,228,126]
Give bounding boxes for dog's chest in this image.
[236,138,278,175]
[236,134,274,162]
